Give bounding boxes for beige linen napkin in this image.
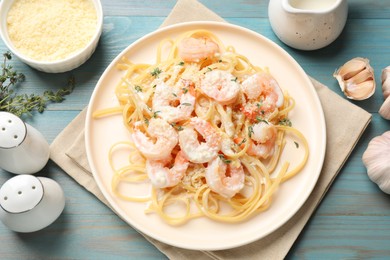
[50,0,372,259]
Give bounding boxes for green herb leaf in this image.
[279,118,292,127]
[4,51,12,60]
[294,141,299,148]
[248,125,254,138]
[170,122,183,131]
[237,138,246,146]
[150,67,162,77]
[256,117,269,124]
[218,154,232,164]
[134,85,143,92]
[153,111,160,118]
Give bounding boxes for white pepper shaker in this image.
[0,175,65,232]
[0,112,50,174]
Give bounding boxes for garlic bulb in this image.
[333,57,375,100]
[379,66,390,120]
[381,66,390,99]
[362,131,390,194]
[379,96,390,120]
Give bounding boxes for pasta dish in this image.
[93,29,308,225]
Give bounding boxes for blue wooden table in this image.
[1,0,390,259]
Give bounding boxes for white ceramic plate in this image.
[85,21,326,250]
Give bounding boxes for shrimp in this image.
[200,70,240,105]
[205,156,245,199]
[131,118,178,160]
[247,121,277,159]
[242,72,284,109]
[146,151,189,188]
[179,117,221,163]
[152,81,195,123]
[178,36,220,63]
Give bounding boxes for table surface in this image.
[1,0,390,259]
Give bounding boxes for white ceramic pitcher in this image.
[268,0,348,50]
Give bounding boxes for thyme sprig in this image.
[0,51,75,117]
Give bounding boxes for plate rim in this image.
[85,21,327,250]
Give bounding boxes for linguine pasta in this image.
[93,29,309,225]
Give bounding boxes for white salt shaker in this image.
[0,111,50,174]
[0,175,65,232]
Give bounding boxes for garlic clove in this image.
[362,131,390,194]
[381,66,390,99]
[379,94,390,120]
[379,66,390,120]
[333,57,375,100]
[337,58,367,80]
[344,80,375,100]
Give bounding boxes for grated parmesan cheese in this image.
[7,0,97,61]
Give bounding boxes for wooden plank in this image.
[0,214,163,259]
[288,215,390,259]
[99,0,390,19]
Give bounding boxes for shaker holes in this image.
[18,191,22,195]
